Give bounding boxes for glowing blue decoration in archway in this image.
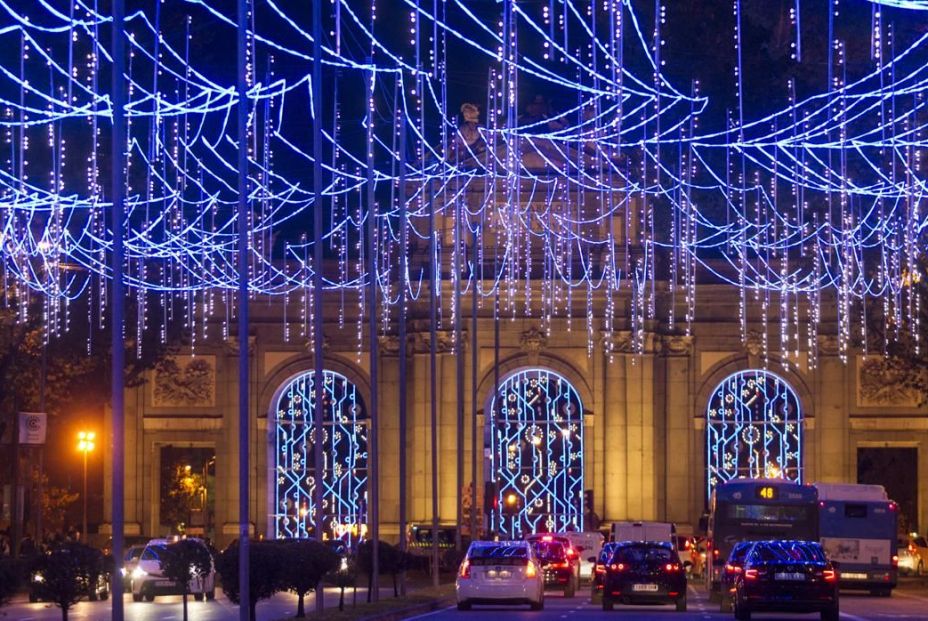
[273,370,368,542]
[489,368,584,537]
[706,370,803,500]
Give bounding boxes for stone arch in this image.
[476,352,593,416]
[260,353,372,420]
[266,358,370,543]
[484,366,586,537]
[700,360,807,500]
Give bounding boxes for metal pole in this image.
[454,198,463,551]
[470,221,478,541]
[111,0,126,617]
[82,451,88,543]
[428,181,440,586]
[312,0,326,612]
[236,0,250,619]
[397,99,408,596]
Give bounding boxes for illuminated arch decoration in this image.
[273,369,368,542]
[706,370,803,499]
[489,368,584,537]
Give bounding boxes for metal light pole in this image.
[77,431,96,542]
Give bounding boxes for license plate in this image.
[843,572,867,580]
[774,573,805,581]
[632,583,659,592]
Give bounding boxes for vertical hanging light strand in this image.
[110,1,126,619]
[312,0,327,611]
[236,0,250,619]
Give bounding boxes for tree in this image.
[277,540,339,617]
[216,541,281,621]
[329,555,357,612]
[32,542,103,621]
[160,539,213,621]
[161,463,206,533]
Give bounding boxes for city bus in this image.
[704,479,819,599]
[816,483,898,595]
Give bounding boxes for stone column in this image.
[662,336,694,526]
[625,333,658,521]
[814,336,847,483]
[602,333,628,522]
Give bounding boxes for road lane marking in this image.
[403,604,456,620]
[841,613,871,621]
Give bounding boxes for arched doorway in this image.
[706,369,803,499]
[271,369,368,542]
[487,368,584,537]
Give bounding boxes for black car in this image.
[531,540,578,597]
[733,540,839,621]
[720,541,755,612]
[590,542,619,603]
[600,542,687,612]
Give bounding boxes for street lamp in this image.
[77,431,96,541]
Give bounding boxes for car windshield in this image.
[533,541,566,562]
[141,544,168,562]
[750,541,825,563]
[469,544,528,560]
[612,545,674,564]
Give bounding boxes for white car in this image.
[563,531,605,583]
[456,540,544,611]
[130,538,216,602]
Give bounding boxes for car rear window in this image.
[533,541,566,562]
[469,544,528,559]
[750,541,825,563]
[612,545,674,564]
[729,543,752,563]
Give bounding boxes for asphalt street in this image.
[4,580,928,620]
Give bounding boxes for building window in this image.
[706,370,803,499]
[489,368,584,537]
[273,370,368,542]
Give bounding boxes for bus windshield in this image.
[715,501,816,543]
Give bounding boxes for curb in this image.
[359,597,454,621]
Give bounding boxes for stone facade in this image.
[101,282,928,545]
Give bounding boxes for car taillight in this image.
[664,563,681,572]
[525,561,538,578]
[823,569,837,582]
[609,563,625,572]
[744,569,758,580]
[725,564,742,574]
[594,564,606,575]
[910,544,917,554]
[459,559,471,579]
[552,561,570,569]
[892,555,899,568]
[566,547,577,558]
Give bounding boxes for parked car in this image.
[733,540,839,621]
[898,540,919,576]
[455,540,544,611]
[529,539,578,597]
[599,541,687,612]
[29,546,110,603]
[130,538,216,602]
[720,541,755,612]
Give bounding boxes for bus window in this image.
[725,504,812,523]
[844,504,867,518]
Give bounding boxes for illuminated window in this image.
[706,370,803,499]
[489,368,584,537]
[273,370,368,542]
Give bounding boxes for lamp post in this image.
[77,431,96,541]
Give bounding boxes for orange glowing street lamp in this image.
[77,431,96,541]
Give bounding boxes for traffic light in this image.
[502,490,521,516]
[484,481,498,515]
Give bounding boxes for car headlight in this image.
[340,558,349,572]
[120,567,128,577]
[33,573,44,583]
[131,567,147,580]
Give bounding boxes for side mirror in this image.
[587,556,597,563]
